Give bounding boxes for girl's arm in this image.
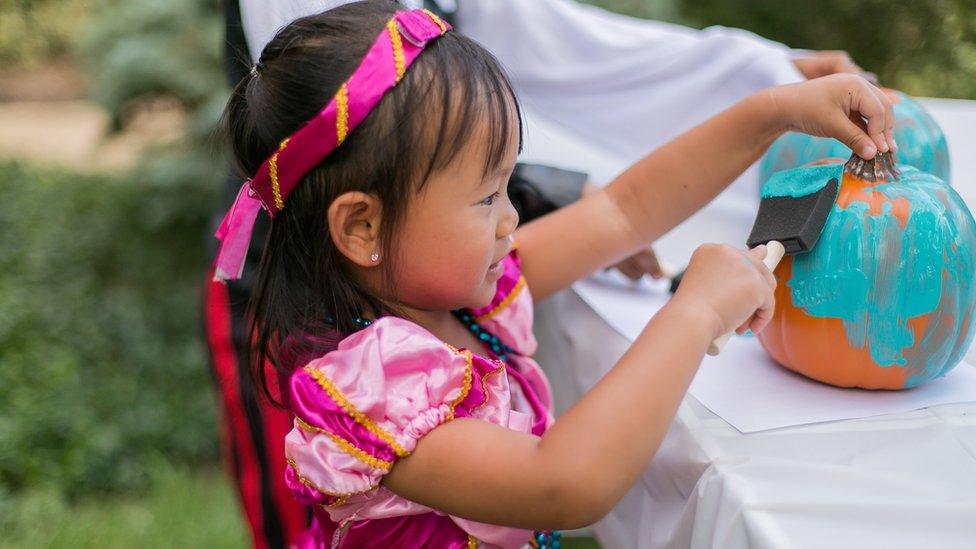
[384,240,777,529]
[384,293,717,529]
[384,74,892,529]
[515,74,895,301]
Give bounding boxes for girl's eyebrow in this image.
[488,153,518,179]
[476,165,512,192]
[474,161,510,187]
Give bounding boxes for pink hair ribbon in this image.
[214,9,451,281]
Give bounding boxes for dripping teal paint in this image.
[786,165,976,387]
[759,91,950,185]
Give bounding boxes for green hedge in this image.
[0,155,221,502]
[678,0,976,100]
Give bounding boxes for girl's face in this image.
[391,119,520,314]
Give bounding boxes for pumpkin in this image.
[759,90,950,185]
[757,153,976,389]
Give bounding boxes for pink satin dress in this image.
[284,250,555,548]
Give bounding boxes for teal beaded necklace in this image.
[451,310,516,362]
[352,311,516,362]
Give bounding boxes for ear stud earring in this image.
[370,252,380,263]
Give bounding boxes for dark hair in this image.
[222,0,522,404]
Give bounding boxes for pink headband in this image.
[214,9,451,281]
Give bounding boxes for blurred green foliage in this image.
[585,0,976,100]
[79,0,226,129]
[0,156,221,501]
[677,0,976,100]
[1,0,228,508]
[0,0,90,67]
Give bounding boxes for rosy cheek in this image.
[404,252,496,309]
[392,202,498,308]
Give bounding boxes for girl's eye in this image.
[481,191,501,206]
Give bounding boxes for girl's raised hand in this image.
[769,73,896,160]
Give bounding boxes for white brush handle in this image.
[706,240,786,356]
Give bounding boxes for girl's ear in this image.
[327,191,383,267]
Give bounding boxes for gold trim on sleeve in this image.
[296,417,394,471]
[471,361,506,414]
[286,457,375,506]
[446,349,473,420]
[303,365,410,457]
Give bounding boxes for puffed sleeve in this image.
[283,317,475,507]
[467,246,537,356]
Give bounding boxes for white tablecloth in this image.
[532,100,976,548]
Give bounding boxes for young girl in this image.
[215,2,895,547]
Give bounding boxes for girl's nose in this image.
[497,194,519,238]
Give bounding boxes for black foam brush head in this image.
[747,177,840,255]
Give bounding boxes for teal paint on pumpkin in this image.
[760,92,950,185]
[871,168,976,386]
[886,92,950,182]
[760,164,843,199]
[786,165,976,386]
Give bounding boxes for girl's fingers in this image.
[753,281,776,333]
[747,244,768,262]
[736,319,751,335]
[853,82,889,154]
[747,245,777,333]
[869,84,898,152]
[836,113,878,159]
[739,283,776,335]
[746,245,778,289]
[750,314,771,335]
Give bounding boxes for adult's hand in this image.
[793,50,877,83]
[612,248,665,281]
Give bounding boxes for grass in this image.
[1,462,248,549]
[1,460,602,548]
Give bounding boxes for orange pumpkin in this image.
[757,153,976,389]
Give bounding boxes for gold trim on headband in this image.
[336,83,350,144]
[270,137,290,211]
[387,19,406,82]
[422,9,448,34]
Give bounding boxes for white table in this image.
[530,99,976,548]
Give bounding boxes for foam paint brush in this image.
[706,163,845,356]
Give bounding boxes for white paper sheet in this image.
[573,270,976,432]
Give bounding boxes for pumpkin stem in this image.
[844,151,900,182]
